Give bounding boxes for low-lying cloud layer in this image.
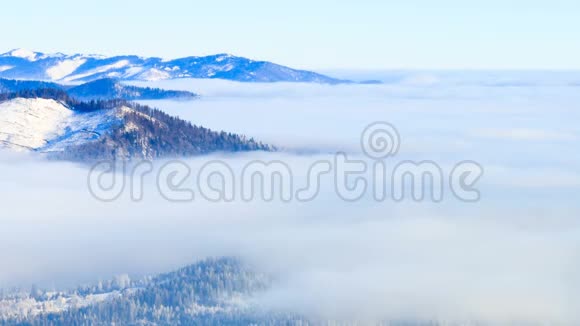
[1,76,580,323]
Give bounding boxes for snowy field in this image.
[1,72,580,323]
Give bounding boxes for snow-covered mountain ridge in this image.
[0,48,349,84]
[0,92,272,161]
[0,98,72,150]
[0,97,129,153]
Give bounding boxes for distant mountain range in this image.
[0,48,350,84]
[0,89,271,161]
[0,78,197,101]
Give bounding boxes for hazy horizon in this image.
[2,1,580,70]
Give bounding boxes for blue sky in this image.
[1,0,579,69]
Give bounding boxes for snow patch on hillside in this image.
[41,109,121,153]
[0,98,73,150]
[5,49,38,61]
[122,66,145,78]
[137,68,171,81]
[63,60,131,82]
[0,98,122,153]
[46,58,87,80]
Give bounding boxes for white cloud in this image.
[0,151,578,324]
[1,77,579,323]
[473,128,577,141]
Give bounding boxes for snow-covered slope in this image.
[0,49,349,84]
[0,98,74,150]
[0,291,123,321]
[0,258,269,325]
[0,96,272,161]
[0,98,120,152]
